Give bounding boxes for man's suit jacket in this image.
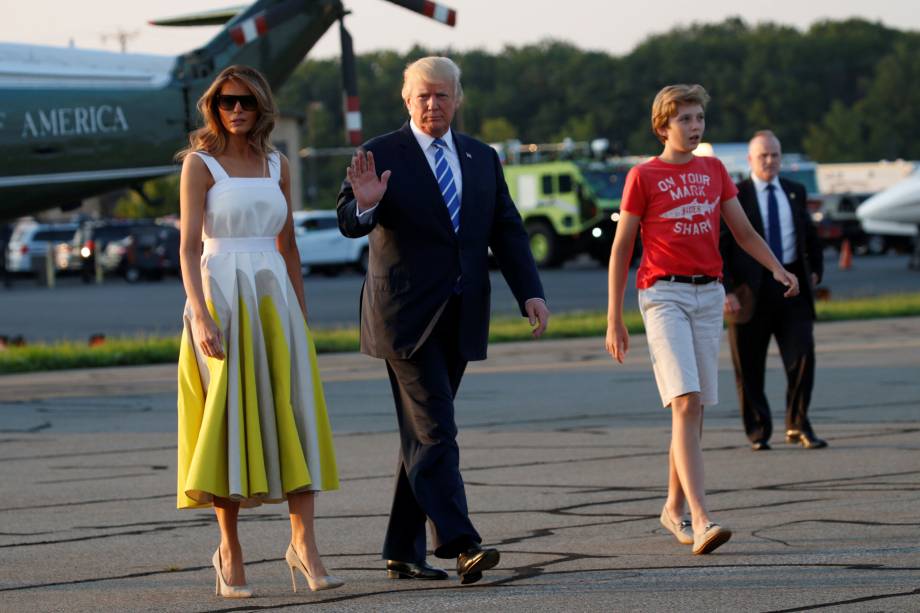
[337,122,544,361]
[720,177,823,319]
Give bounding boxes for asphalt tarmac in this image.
[1,252,918,342]
[1,317,918,611]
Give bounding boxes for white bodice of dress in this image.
[193,151,287,240]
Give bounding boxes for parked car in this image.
[6,220,78,274]
[293,210,368,276]
[99,224,180,282]
[59,219,158,282]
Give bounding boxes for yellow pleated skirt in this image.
[176,257,339,509]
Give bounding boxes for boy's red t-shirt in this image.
[620,155,738,289]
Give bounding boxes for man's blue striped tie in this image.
[432,138,460,233]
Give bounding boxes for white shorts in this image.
[638,280,725,408]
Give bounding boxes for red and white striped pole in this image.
[340,19,362,146]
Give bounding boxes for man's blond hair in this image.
[401,56,464,103]
[650,84,710,144]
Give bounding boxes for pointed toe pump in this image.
[285,543,344,592]
[212,549,253,599]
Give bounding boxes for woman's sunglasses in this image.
[217,94,258,112]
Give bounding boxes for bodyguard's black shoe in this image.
[386,559,448,580]
[751,440,771,451]
[785,429,828,449]
[456,545,500,585]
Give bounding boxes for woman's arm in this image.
[179,154,224,359]
[276,154,309,321]
[605,211,641,363]
[721,197,799,297]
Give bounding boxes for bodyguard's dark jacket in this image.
[720,177,823,319]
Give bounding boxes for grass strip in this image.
[2,292,919,375]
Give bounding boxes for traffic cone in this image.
[838,239,853,271]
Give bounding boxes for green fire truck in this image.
[502,161,606,267]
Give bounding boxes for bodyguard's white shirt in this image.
[751,173,796,264]
[356,121,462,221]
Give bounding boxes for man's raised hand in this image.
[347,150,391,212]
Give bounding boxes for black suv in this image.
[99,224,180,282]
[67,220,158,282]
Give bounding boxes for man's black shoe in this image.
[751,440,771,451]
[785,429,828,449]
[386,559,449,580]
[456,545,500,585]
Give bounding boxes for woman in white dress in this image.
[176,65,341,598]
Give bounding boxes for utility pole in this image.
[99,29,140,53]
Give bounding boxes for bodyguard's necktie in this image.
[766,184,783,263]
[432,138,460,233]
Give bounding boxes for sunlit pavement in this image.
[1,318,918,611]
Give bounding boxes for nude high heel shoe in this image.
[285,543,344,592]
[212,549,253,598]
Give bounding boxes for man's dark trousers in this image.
[728,260,816,443]
[381,296,480,562]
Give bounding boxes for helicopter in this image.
[0,0,457,221]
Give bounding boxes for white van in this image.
[6,221,78,273]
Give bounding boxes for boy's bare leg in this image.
[669,392,714,533]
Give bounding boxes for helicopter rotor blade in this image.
[382,0,457,27]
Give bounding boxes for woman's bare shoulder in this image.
[181,151,215,187]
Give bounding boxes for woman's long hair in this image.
[176,65,277,161]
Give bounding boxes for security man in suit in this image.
[337,56,549,584]
[721,130,827,451]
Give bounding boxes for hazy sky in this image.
[2,0,918,59]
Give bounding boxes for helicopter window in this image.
[541,175,554,195]
[558,174,573,194]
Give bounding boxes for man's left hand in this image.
[774,268,800,298]
[724,292,741,315]
[525,298,550,338]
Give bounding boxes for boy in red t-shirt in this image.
[605,84,799,555]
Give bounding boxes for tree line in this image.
[278,16,920,160]
[120,16,920,215]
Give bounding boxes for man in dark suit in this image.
[337,56,549,585]
[721,130,827,451]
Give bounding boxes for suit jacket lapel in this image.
[741,180,765,236]
[397,123,456,236]
[780,178,806,254]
